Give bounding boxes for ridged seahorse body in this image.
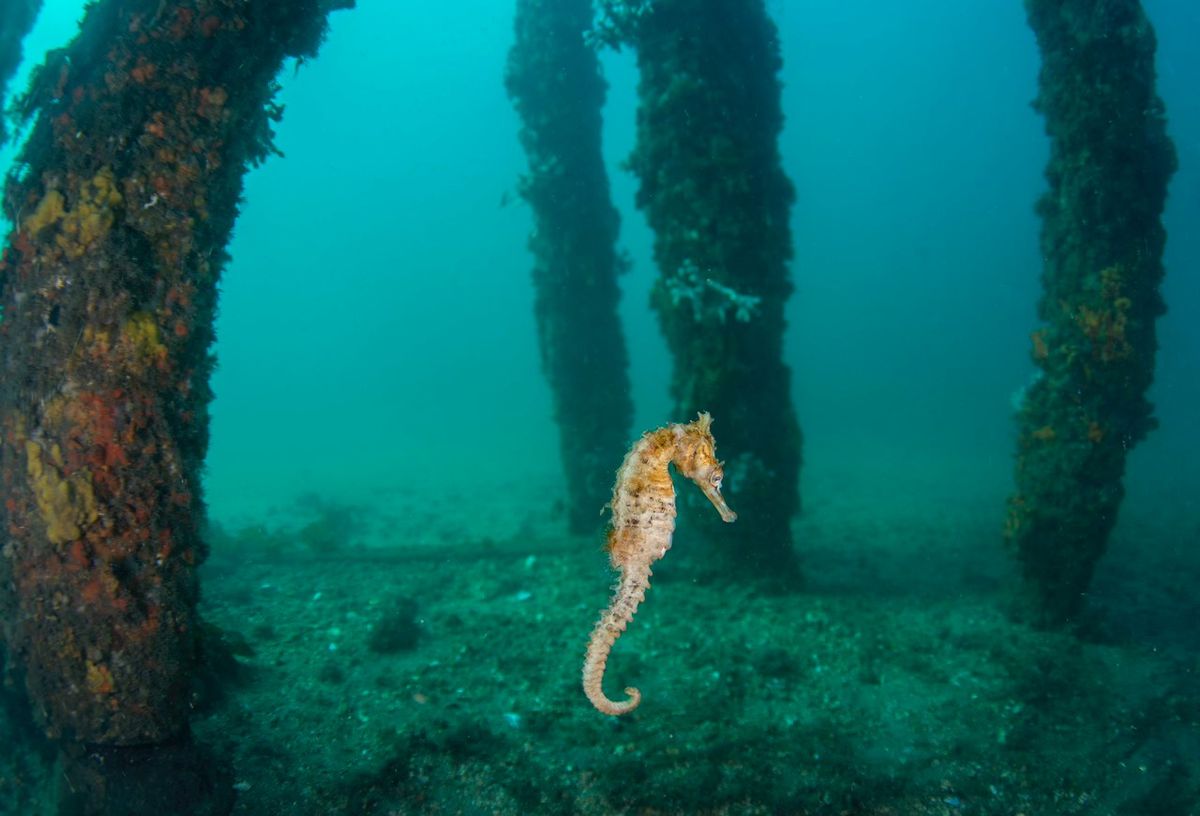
[583,412,737,715]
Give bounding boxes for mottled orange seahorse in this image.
[582,412,737,715]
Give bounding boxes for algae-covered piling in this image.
[599,0,803,578]
[0,0,350,811]
[0,0,43,145]
[506,0,633,534]
[1007,0,1176,626]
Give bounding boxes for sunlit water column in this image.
[0,0,350,812]
[505,0,633,535]
[1007,0,1176,627]
[597,0,803,579]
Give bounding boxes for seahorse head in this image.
[673,412,737,523]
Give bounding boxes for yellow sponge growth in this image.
[24,189,66,236]
[121,312,167,363]
[25,440,98,545]
[85,660,116,695]
[55,167,123,259]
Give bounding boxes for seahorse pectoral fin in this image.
[700,482,737,522]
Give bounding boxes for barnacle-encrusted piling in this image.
[1006,0,1176,626]
[505,0,633,533]
[0,1,350,811]
[596,0,802,579]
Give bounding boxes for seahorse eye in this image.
[710,472,723,489]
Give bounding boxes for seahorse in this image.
[582,411,737,715]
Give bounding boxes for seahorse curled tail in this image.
[582,565,651,715]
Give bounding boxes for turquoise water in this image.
[2,2,1199,814]
[4,1,1197,516]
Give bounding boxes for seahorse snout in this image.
[701,479,737,523]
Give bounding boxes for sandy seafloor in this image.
[2,449,1199,816]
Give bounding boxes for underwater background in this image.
[3,0,1197,528]
[1,1,1198,814]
